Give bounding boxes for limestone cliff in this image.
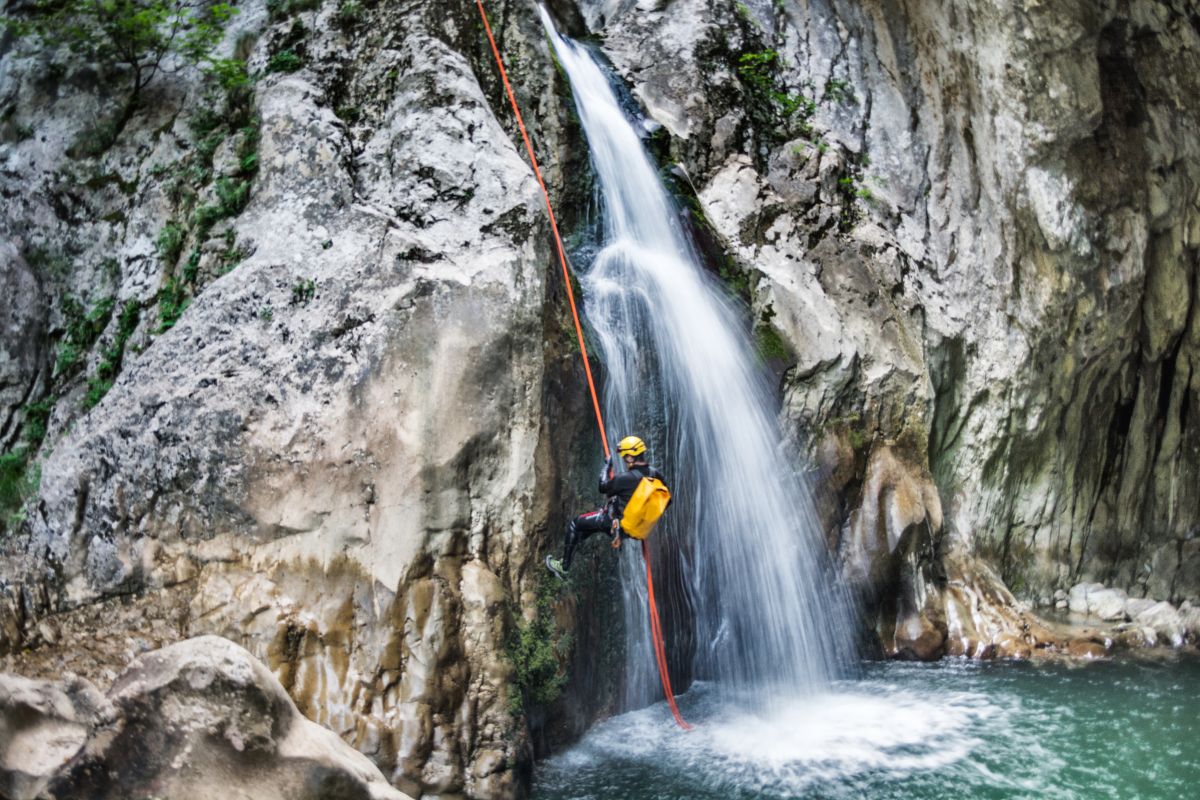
[1,0,593,795]
[1,0,1199,796]
[581,0,1199,656]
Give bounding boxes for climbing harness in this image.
[474,0,692,731]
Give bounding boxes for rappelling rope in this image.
[474,0,607,457]
[475,0,691,731]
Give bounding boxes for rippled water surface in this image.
[533,655,1200,799]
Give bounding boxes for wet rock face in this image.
[582,0,1200,637]
[0,245,48,454]
[0,636,412,800]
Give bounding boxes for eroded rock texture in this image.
[1,0,1198,796]
[0,636,412,800]
[1,1,592,795]
[582,0,1199,656]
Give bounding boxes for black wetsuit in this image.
[562,462,666,569]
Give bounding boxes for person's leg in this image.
[564,508,611,569]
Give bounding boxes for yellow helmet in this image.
[617,435,646,458]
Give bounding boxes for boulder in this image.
[1132,602,1185,647]
[1068,582,1105,614]
[0,674,106,800]
[1086,587,1129,621]
[1066,639,1109,659]
[1123,597,1157,619]
[1179,602,1200,643]
[1112,625,1157,649]
[21,636,413,800]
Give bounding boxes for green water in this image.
[533,654,1200,799]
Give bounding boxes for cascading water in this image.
[539,9,858,709]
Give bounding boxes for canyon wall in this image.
[1,0,1198,795]
[581,0,1199,655]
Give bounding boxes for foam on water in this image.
[538,678,1000,797]
[536,657,1200,800]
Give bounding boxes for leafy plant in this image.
[824,78,856,104]
[735,50,814,137]
[21,399,54,447]
[266,49,303,73]
[214,176,249,214]
[0,450,38,532]
[205,57,250,93]
[6,1,239,144]
[157,276,190,332]
[290,278,315,305]
[508,577,571,713]
[84,299,140,408]
[156,221,185,265]
[755,304,790,361]
[334,0,363,27]
[54,295,115,377]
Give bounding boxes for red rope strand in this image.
[475,0,691,731]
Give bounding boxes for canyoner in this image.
[474,0,693,730]
[545,434,671,579]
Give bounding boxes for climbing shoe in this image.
[545,555,568,580]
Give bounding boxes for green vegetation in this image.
[719,259,752,298]
[508,576,571,714]
[0,392,56,532]
[835,152,875,230]
[756,323,789,360]
[735,50,815,139]
[205,57,251,94]
[755,304,790,361]
[734,2,762,30]
[85,300,140,408]
[0,452,39,531]
[5,1,239,150]
[55,295,116,378]
[157,276,190,332]
[824,78,855,104]
[267,49,303,73]
[266,0,319,21]
[290,278,316,305]
[150,72,261,335]
[21,399,53,447]
[156,221,185,265]
[334,0,363,27]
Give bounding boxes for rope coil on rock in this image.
[475,0,691,731]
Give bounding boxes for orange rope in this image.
[475,0,690,731]
[642,539,694,729]
[475,0,608,459]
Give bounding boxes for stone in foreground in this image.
[1,636,412,800]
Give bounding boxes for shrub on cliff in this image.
[3,0,237,140]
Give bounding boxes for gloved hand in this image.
[598,454,613,484]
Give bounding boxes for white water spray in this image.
[539,10,857,707]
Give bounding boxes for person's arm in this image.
[598,455,614,493]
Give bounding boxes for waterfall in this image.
[539,10,858,708]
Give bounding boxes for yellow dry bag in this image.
[620,476,671,539]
